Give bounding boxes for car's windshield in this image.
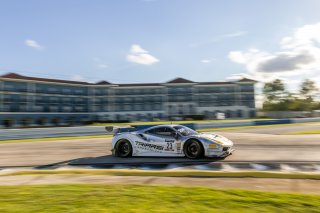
[173,125,198,136]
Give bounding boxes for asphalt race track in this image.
[1,127,320,168]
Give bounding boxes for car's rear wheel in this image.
[184,140,204,159]
[115,139,132,157]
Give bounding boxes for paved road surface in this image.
[1,132,320,167]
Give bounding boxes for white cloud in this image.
[228,23,320,78]
[223,31,247,38]
[227,23,320,106]
[228,22,320,98]
[25,39,44,50]
[280,23,320,49]
[200,58,216,63]
[126,44,159,65]
[200,59,211,63]
[130,44,148,54]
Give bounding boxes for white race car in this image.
[106,124,234,159]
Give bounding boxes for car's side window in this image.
[162,127,175,137]
[145,128,159,135]
[146,127,175,137]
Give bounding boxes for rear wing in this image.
[105,126,136,135]
[131,123,195,130]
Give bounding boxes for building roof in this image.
[117,83,162,87]
[197,81,235,85]
[0,73,91,85]
[196,78,257,85]
[0,73,256,87]
[235,78,258,83]
[95,80,111,85]
[166,77,194,84]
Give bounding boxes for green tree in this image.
[262,79,319,112]
[300,79,318,101]
[263,79,286,103]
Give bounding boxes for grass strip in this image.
[0,184,319,212]
[0,134,111,144]
[199,122,320,132]
[287,130,320,135]
[3,169,320,180]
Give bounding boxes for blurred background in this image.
[0,0,320,212]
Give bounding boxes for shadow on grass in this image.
[36,154,226,170]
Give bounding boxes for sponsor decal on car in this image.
[164,142,174,151]
[135,141,164,152]
[176,141,182,152]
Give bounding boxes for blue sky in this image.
[1,0,320,86]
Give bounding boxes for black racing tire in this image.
[115,139,132,158]
[183,139,204,159]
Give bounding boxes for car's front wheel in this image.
[115,139,132,157]
[183,140,204,159]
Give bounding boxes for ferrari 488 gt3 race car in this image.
[106,125,234,159]
[106,124,234,159]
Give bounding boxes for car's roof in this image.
[152,124,181,128]
[139,124,182,132]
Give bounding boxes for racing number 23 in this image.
[166,142,173,150]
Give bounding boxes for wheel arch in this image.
[183,138,205,153]
[114,137,134,148]
[114,138,134,157]
[113,136,136,155]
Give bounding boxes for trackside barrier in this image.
[291,117,320,123]
[194,117,320,130]
[195,121,254,130]
[253,119,292,126]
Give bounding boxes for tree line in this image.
[262,79,320,111]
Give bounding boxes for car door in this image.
[143,127,178,156]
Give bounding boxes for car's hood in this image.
[196,133,233,146]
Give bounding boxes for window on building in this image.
[124,105,131,111]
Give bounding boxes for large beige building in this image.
[0,73,256,127]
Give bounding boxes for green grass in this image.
[4,169,320,180]
[0,134,111,144]
[287,130,320,135]
[198,122,320,132]
[0,184,319,212]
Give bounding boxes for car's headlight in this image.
[208,144,219,149]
